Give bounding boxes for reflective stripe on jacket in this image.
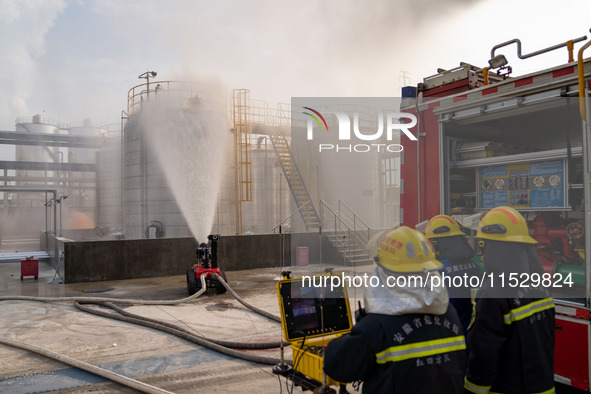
[324,305,466,394]
[465,296,555,394]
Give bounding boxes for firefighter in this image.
[424,215,481,334]
[465,206,555,394]
[323,226,466,394]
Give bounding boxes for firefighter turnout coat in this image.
[324,266,466,393]
[324,306,466,393]
[465,240,555,394]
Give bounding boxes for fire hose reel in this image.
[567,222,584,240]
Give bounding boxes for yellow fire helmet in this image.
[376,226,443,273]
[424,215,465,239]
[476,206,537,244]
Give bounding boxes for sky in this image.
[0,0,590,135]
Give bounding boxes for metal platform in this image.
[0,251,51,263]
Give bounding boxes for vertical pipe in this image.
[577,40,591,307]
[140,118,146,236]
[53,191,57,268]
[583,100,591,309]
[415,93,422,224]
[121,112,126,237]
[567,40,575,63]
[59,201,62,237]
[45,192,49,250]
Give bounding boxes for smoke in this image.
[1,0,590,134]
[0,0,66,130]
[138,79,230,242]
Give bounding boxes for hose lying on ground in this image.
[213,272,281,323]
[0,275,208,305]
[0,274,283,324]
[91,301,288,349]
[1,273,290,371]
[74,301,289,366]
[0,336,173,394]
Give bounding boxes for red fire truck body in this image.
[400,39,591,390]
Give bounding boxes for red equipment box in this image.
[20,258,38,280]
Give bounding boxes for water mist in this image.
[139,86,231,243]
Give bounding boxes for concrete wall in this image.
[217,234,291,271]
[61,233,342,283]
[63,237,199,283]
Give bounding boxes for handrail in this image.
[320,201,355,264]
[322,201,369,244]
[337,200,371,243]
[271,200,312,233]
[127,80,225,116]
[491,34,588,61]
[319,200,371,265]
[262,102,321,230]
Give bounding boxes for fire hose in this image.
[0,273,290,393]
[0,275,209,305]
[74,301,286,365]
[0,336,173,394]
[212,272,282,323]
[79,300,286,349]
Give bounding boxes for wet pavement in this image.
[0,261,582,393]
[0,261,369,393]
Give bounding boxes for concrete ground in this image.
[0,260,370,394]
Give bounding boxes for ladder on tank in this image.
[265,103,321,231]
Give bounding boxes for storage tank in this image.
[68,118,98,164]
[123,80,233,240]
[122,115,191,239]
[6,115,62,248]
[15,114,61,206]
[64,119,99,228]
[95,128,123,235]
[241,135,292,234]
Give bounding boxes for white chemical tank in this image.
[122,115,191,239]
[241,135,292,234]
[68,118,98,164]
[15,115,61,207]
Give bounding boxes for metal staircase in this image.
[232,91,321,233]
[264,103,321,231]
[319,200,373,266]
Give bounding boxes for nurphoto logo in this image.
[303,107,418,153]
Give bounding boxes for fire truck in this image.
[400,31,591,390]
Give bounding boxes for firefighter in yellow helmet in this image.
[424,215,480,334]
[324,226,466,393]
[465,207,555,394]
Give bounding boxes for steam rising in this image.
[138,83,230,242]
[4,0,590,136]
